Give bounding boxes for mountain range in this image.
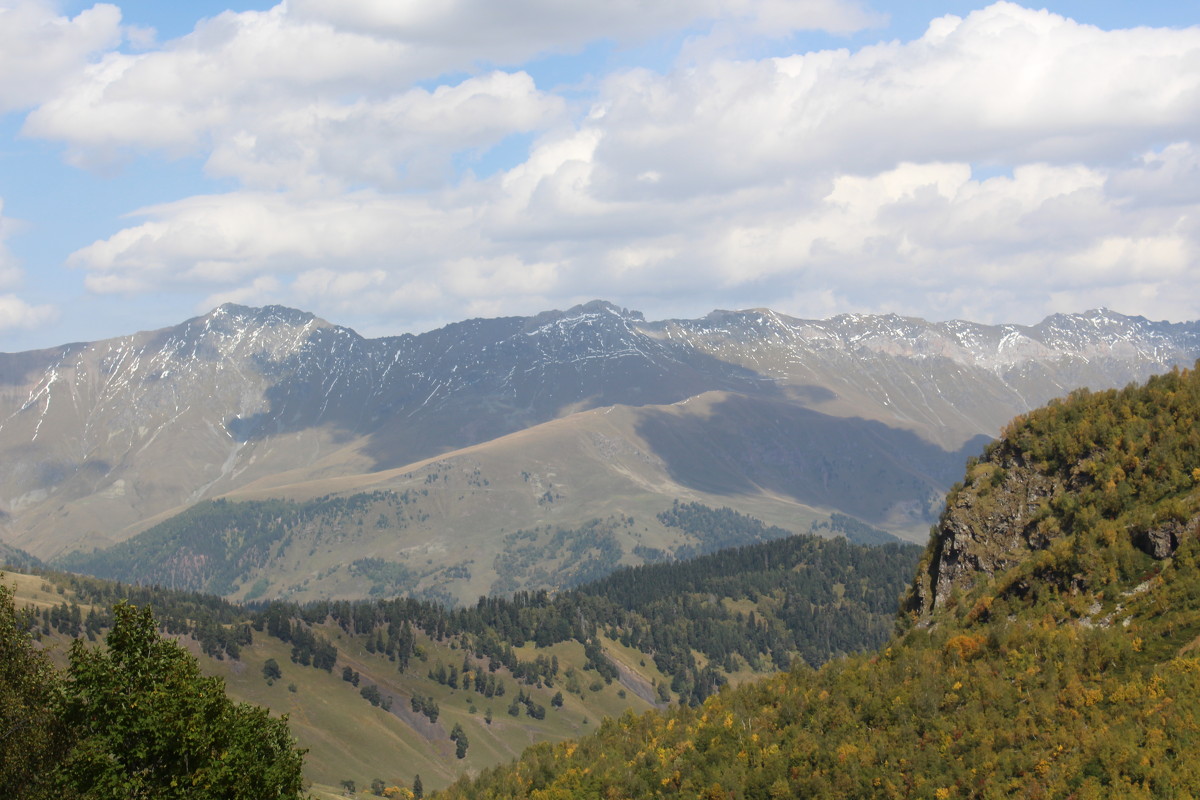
[2,301,1198,603]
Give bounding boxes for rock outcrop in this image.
[904,447,1065,617]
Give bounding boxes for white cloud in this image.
[66,138,1200,328]
[205,71,564,191]
[19,2,1200,332]
[585,3,1200,201]
[0,1,121,112]
[200,275,282,312]
[23,5,421,164]
[22,9,566,187]
[71,190,472,292]
[288,0,880,57]
[0,294,58,330]
[20,0,874,180]
[292,268,386,299]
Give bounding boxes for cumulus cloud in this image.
[18,2,1200,331]
[67,140,1200,327]
[0,1,122,112]
[23,5,428,165]
[288,0,881,57]
[22,10,568,187]
[70,191,466,292]
[586,3,1200,201]
[21,0,873,179]
[0,294,58,330]
[205,71,565,191]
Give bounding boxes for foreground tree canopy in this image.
[0,589,306,800]
[0,582,68,798]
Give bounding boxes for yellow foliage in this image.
[944,634,986,661]
[1168,657,1200,673]
[836,743,859,763]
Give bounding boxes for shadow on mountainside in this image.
[227,314,794,471]
[635,392,991,526]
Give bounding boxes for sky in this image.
[0,1,1198,350]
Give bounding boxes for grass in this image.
[181,396,876,605]
[8,570,667,793]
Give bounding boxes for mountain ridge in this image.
[2,302,1198,596]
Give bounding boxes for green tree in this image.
[263,657,282,682]
[361,684,382,706]
[449,723,469,758]
[55,602,307,799]
[0,581,70,800]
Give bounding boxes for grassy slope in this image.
[60,391,953,608]
[7,572,669,794]
[12,516,917,793]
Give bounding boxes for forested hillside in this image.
[4,503,915,792]
[437,365,1200,799]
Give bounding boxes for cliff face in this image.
[905,449,1063,617]
[905,368,1200,621]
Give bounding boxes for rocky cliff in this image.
[905,367,1200,621]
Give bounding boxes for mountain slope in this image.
[59,391,950,605]
[438,365,1200,799]
[3,302,1197,580]
[10,513,919,793]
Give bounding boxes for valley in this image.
[5,505,920,793]
[6,321,1200,796]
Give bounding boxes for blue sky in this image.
[1,1,1198,350]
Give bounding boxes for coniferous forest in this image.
[2,502,918,797]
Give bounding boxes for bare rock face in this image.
[904,449,1064,618]
[1135,516,1200,559]
[905,445,1200,621]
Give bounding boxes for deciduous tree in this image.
[56,602,306,799]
